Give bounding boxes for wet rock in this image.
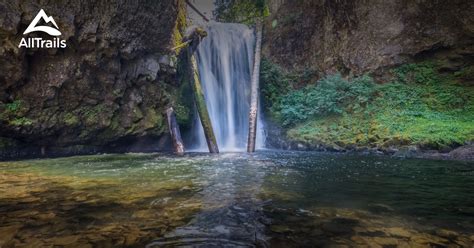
[0,1,186,159]
[17,196,41,203]
[448,145,474,161]
[393,146,420,158]
[159,55,171,66]
[325,244,350,248]
[350,235,366,244]
[358,230,386,237]
[373,237,399,246]
[49,235,80,245]
[455,236,473,247]
[127,57,161,81]
[7,210,40,218]
[15,237,44,248]
[367,203,395,214]
[435,229,459,239]
[384,227,412,238]
[132,210,155,219]
[35,212,56,221]
[411,233,447,246]
[0,224,22,247]
[74,194,88,201]
[72,243,93,248]
[321,218,358,235]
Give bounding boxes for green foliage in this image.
[162,83,193,128]
[271,61,474,148]
[392,62,440,85]
[9,117,33,126]
[260,58,318,122]
[5,100,22,112]
[454,65,474,81]
[260,59,291,111]
[277,74,376,126]
[215,0,270,24]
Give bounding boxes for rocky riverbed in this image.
[1,152,473,247]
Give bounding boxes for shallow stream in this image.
[0,151,473,247]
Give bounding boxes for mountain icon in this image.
[23,9,61,36]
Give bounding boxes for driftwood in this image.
[166,107,185,155]
[247,20,263,152]
[179,27,219,153]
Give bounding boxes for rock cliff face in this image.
[263,0,474,80]
[0,0,188,158]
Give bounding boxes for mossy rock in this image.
[63,113,80,126]
[0,100,34,127]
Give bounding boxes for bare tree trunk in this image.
[247,20,263,153]
[166,107,185,155]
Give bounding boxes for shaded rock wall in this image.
[0,0,188,158]
[263,0,474,80]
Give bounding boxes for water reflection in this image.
[0,151,472,247]
[148,153,269,247]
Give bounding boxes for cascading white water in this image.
[189,22,265,152]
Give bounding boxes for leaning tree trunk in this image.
[166,107,185,155]
[178,27,219,153]
[188,53,219,153]
[247,20,263,153]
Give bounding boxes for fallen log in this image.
[247,20,263,153]
[179,27,219,153]
[188,55,219,153]
[166,107,185,155]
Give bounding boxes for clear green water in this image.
[0,151,473,247]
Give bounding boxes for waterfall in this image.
[189,22,265,152]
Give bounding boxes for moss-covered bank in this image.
[261,59,474,159]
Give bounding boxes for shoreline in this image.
[1,143,473,162]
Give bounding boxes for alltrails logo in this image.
[19,9,67,48]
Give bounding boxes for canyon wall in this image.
[0,0,188,158]
[263,0,474,81]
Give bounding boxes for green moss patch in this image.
[266,60,474,149]
[0,100,34,127]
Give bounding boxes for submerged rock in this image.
[367,203,395,214]
[321,218,358,235]
[0,224,22,247]
[384,227,412,238]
